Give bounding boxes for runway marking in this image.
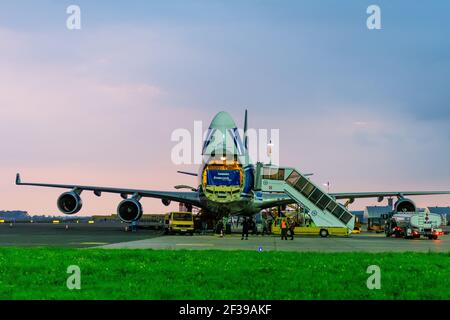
[176,243,214,246]
[78,242,109,245]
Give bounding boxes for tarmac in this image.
[0,222,449,252]
[99,232,450,252]
[0,223,159,248]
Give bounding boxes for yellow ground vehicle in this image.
[271,215,349,238]
[352,216,362,234]
[164,212,194,235]
[367,218,385,233]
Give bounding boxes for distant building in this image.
[351,210,366,224]
[0,210,29,220]
[427,207,450,225]
[92,214,164,224]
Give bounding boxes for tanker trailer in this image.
[384,209,444,240]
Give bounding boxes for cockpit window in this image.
[230,128,245,155]
[202,127,245,156]
[202,128,217,154]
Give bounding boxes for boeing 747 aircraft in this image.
[15,111,450,223]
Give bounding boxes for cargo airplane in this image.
[16,111,450,223]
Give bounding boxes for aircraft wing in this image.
[330,191,450,200]
[257,193,296,210]
[255,190,450,209]
[15,173,201,206]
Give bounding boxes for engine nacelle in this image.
[394,198,416,213]
[117,198,143,223]
[57,191,83,215]
[162,199,171,206]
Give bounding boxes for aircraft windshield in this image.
[172,213,192,221]
[202,128,245,156]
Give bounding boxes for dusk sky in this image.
[1,0,450,215]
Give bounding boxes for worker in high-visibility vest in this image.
[281,218,288,240]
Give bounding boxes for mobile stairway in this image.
[255,163,355,235]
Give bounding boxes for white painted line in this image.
[175,243,214,246]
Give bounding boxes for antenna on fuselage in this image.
[243,109,248,149]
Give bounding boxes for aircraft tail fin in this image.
[16,173,21,185]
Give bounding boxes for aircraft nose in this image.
[209,111,237,129]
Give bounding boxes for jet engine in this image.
[394,198,416,213]
[57,191,83,214]
[162,199,171,206]
[117,198,143,222]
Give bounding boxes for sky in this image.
[1,0,450,215]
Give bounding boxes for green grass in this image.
[0,248,449,300]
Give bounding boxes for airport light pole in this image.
[267,140,274,165]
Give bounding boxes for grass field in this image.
[0,248,449,300]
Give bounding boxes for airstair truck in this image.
[384,209,444,240]
[257,164,355,237]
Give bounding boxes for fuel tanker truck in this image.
[384,208,444,240]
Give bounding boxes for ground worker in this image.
[250,218,257,235]
[241,217,249,240]
[201,220,208,235]
[289,219,296,240]
[226,219,232,234]
[216,220,224,236]
[281,218,288,240]
[262,219,268,236]
[220,217,226,237]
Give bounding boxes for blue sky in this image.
[1,1,450,214]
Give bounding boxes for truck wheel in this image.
[319,229,329,238]
[431,235,438,240]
